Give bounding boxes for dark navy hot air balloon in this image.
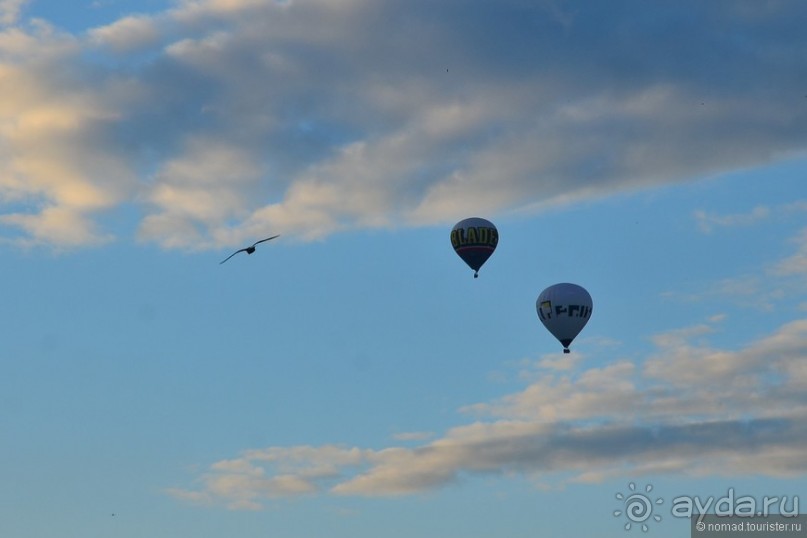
[450,217,498,278]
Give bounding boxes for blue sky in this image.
[1,1,806,537]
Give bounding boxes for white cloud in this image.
[463,361,639,422]
[137,136,266,248]
[0,0,27,26]
[391,431,435,442]
[169,316,807,509]
[0,24,141,248]
[693,199,807,235]
[88,15,161,52]
[773,227,807,277]
[0,206,113,248]
[694,206,771,233]
[662,218,807,309]
[2,1,807,249]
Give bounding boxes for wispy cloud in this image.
[391,431,435,442]
[1,1,807,249]
[663,220,807,309]
[0,0,27,26]
[694,200,807,234]
[773,227,807,278]
[87,15,162,52]
[694,206,771,233]
[168,315,807,509]
[0,14,150,241]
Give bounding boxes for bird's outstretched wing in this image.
[220,248,248,264]
[251,234,280,247]
[219,235,280,264]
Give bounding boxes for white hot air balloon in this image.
[536,283,593,353]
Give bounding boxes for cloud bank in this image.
[168,315,807,510]
[1,0,806,248]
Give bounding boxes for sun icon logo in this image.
[613,482,663,532]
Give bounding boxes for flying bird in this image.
[219,235,280,264]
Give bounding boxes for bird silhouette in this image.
[219,235,280,264]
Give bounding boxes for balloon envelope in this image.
[450,217,498,278]
[536,283,593,353]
